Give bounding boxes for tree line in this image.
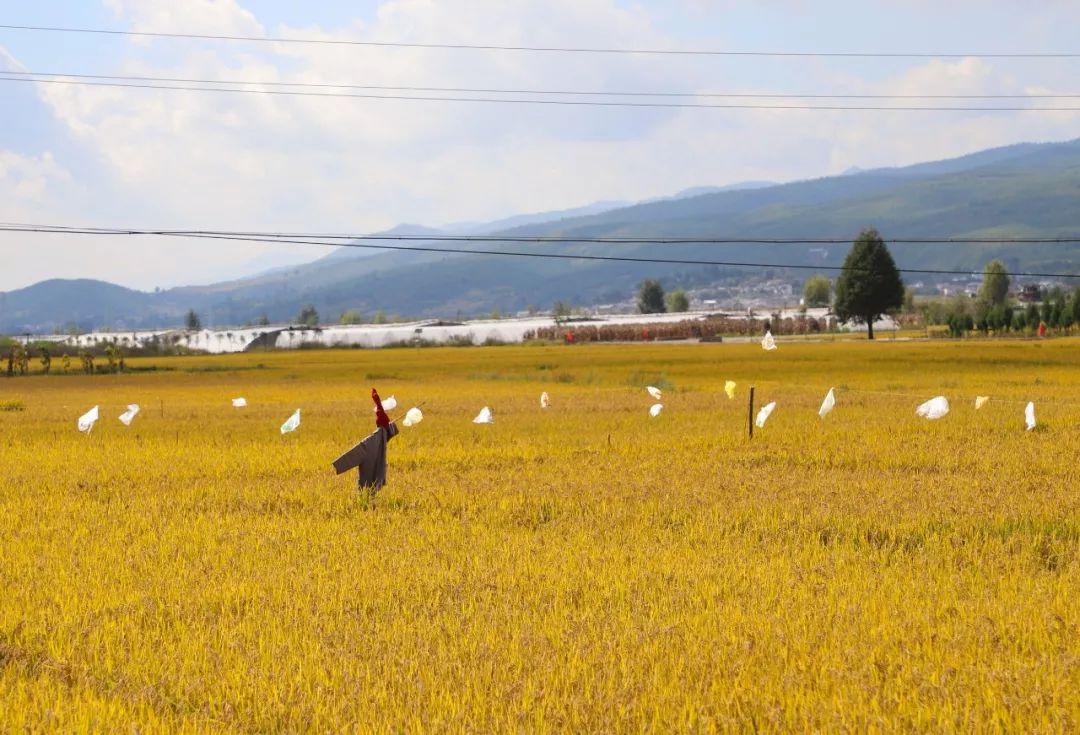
[3,341,125,377]
[637,229,905,338]
[182,305,400,330]
[639,229,1080,340]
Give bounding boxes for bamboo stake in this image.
[748,386,755,439]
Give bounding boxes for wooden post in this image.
[748,386,755,439]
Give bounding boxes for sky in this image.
[2,0,1080,291]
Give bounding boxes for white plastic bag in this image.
[232,397,247,408]
[280,409,301,434]
[118,404,140,426]
[974,396,989,410]
[381,395,398,411]
[646,386,663,400]
[818,388,836,419]
[649,403,663,418]
[761,331,777,351]
[1025,402,1036,432]
[77,405,99,434]
[755,401,776,428]
[540,392,550,409]
[916,396,950,420]
[724,381,736,400]
[473,407,494,424]
[402,407,424,427]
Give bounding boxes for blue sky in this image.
[3,0,1080,290]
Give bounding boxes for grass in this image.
[1,339,1079,731]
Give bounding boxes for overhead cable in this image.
[2,23,1078,59]
[3,224,1078,279]
[6,76,1080,111]
[4,70,1079,100]
[5,224,1080,245]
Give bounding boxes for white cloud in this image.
[103,0,263,36]
[0,150,73,204]
[32,0,700,233]
[4,0,1080,291]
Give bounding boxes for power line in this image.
[7,75,1080,111]
[6,222,1080,245]
[2,23,1079,59]
[3,224,1079,279]
[5,69,1080,100]
[4,223,1080,245]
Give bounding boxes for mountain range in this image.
[3,138,1080,334]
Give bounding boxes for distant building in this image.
[1017,284,1041,303]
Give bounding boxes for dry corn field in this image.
[2,339,1079,732]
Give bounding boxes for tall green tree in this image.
[832,229,905,340]
[1011,309,1027,332]
[1049,289,1068,328]
[802,275,831,308]
[1041,290,1060,326]
[636,280,666,314]
[987,304,1013,333]
[185,309,202,331]
[1025,302,1040,330]
[978,259,1010,305]
[296,304,320,327]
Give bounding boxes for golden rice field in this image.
[2,338,1079,732]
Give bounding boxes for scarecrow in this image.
[332,388,399,499]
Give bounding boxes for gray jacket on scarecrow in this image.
[332,388,399,493]
[333,422,398,492]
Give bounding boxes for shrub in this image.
[665,289,690,313]
[637,280,666,314]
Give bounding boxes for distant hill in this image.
[0,279,164,334]
[443,200,632,234]
[319,224,448,263]
[653,181,777,201]
[4,138,1080,333]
